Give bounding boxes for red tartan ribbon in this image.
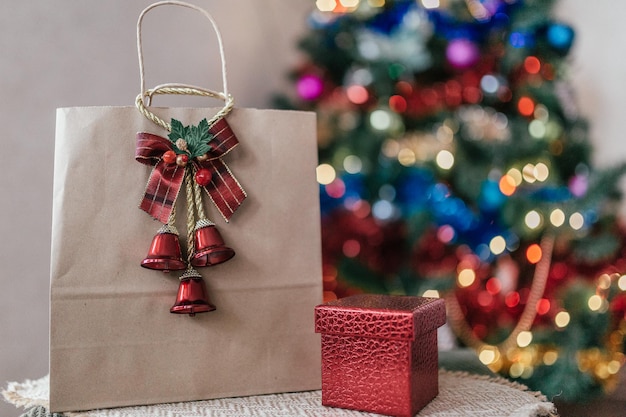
[136,117,246,223]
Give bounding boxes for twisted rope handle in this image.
[136,1,233,130]
[135,84,234,132]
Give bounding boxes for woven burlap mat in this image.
[3,370,557,417]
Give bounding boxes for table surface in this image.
[4,351,557,417]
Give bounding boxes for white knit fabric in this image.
[3,371,557,417]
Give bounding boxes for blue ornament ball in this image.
[509,31,535,49]
[546,23,575,52]
[479,179,506,212]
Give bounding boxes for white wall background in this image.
[0,1,624,416]
[555,1,626,172]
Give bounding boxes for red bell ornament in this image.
[170,270,216,316]
[191,221,235,267]
[141,226,187,272]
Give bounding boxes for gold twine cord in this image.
[193,176,212,224]
[137,1,230,99]
[135,85,234,132]
[445,234,555,353]
[157,208,179,235]
[136,1,234,132]
[184,169,197,266]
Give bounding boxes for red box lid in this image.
[315,294,446,341]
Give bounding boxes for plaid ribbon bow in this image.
[135,117,246,223]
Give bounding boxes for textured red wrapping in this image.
[315,294,446,417]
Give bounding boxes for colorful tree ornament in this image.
[446,38,480,69]
[546,22,575,52]
[297,73,324,101]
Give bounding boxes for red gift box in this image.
[315,294,446,417]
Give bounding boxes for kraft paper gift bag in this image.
[49,1,321,412]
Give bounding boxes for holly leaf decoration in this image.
[168,118,214,158]
[169,119,187,151]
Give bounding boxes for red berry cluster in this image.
[162,150,212,186]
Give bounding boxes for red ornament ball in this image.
[162,150,176,164]
[195,168,212,186]
[176,154,189,167]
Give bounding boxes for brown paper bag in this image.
[49,2,321,413]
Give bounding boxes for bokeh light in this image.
[370,109,392,130]
[569,212,584,230]
[326,178,346,198]
[587,295,602,311]
[505,291,520,308]
[372,200,394,220]
[554,311,571,329]
[522,164,536,183]
[423,289,440,298]
[457,268,476,287]
[486,277,501,295]
[525,210,543,229]
[524,56,541,74]
[446,39,480,69]
[398,148,416,166]
[499,174,517,196]
[389,95,407,113]
[518,96,535,116]
[346,85,369,104]
[436,150,455,170]
[517,331,533,348]
[526,243,542,264]
[340,0,359,7]
[543,351,558,366]
[598,274,612,290]
[480,74,499,94]
[507,168,523,186]
[316,163,336,185]
[489,235,506,255]
[534,163,549,181]
[529,120,546,139]
[536,298,550,315]
[421,0,440,8]
[316,0,336,12]
[297,74,324,100]
[478,346,499,365]
[550,209,565,227]
[437,225,455,243]
[343,155,362,174]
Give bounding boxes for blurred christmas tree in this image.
[276,0,626,401]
